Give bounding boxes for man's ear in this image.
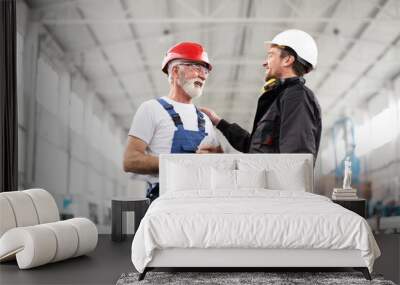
[172,65,180,82]
[283,55,295,67]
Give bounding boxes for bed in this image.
[131,154,380,280]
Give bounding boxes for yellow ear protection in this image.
[261,78,281,93]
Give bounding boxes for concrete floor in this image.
[0,235,133,285]
[373,234,400,284]
[1,234,398,285]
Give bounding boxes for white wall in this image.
[16,1,146,233]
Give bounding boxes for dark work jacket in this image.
[216,77,322,162]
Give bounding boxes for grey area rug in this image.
[116,271,396,285]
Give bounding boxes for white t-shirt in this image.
[128,96,220,183]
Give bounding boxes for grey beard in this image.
[178,78,204,99]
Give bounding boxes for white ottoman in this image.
[0,189,98,269]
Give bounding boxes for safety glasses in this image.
[179,63,210,75]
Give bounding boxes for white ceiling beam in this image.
[282,0,302,17]
[63,25,394,57]
[226,0,253,121]
[74,6,137,113]
[32,0,114,19]
[320,24,400,129]
[316,0,393,111]
[90,56,393,82]
[72,58,265,71]
[31,0,78,11]
[202,0,210,68]
[318,0,343,17]
[175,0,203,17]
[73,42,400,68]
[324,33,400,116]
[64,24,223,56]
[119,0,159,99]
[120,0,203,18]
[315,0,391,92]
[40,17,400,25]
[82,50,396,81]
[209,0,229,17]
[364,0,399,18]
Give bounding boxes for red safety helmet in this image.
[161,42,212,74]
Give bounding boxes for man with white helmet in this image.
[123,42,222,201]
[200,29,322,161]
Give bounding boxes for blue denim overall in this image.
[146,98,208,201]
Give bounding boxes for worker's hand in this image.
[196,144,224,154]
[199,107,221,126]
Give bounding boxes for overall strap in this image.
[195,106,206,133]
[156,98,184,129]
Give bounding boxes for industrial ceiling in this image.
[26,0,400,132]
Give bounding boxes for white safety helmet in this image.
[265,29,318,70]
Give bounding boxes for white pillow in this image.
[267,162,306,191]
[167,162,211,191]
[211,169,268,191]
[237,159,307,191]
[211,168,236,190]
[236,169,267,189]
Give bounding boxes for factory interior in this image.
[0,0,399,284]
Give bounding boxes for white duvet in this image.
[131,190,380,273]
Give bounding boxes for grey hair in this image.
[167,59,187,84]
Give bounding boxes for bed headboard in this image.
[159,153,314,195]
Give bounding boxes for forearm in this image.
[216,119,250,153]
[123,152,159,174]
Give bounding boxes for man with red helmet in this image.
[123,42,222,202]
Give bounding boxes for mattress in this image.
[131,190,381,273]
